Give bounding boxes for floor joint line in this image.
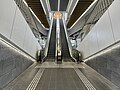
[74,68,96,90]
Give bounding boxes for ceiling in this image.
[25,0,94,28]
[25,0,49,28]
[49,0,69,11]
[67,0,94,28]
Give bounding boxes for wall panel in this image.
[87,26,99,55]
[29,34,38,57]
[83,36,90,58]
[0,0,41,58]
[0,0,17,39]
[96,10,115,51]
[23,25,33,55]
[0,1,42,89]
[82,0,120,87]
[77,1,120,59]
[11,8,27,49]
[108,0,120,42]
[77,36,90,58]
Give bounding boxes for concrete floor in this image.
[3,61,119,90]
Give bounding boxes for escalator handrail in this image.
[44,18,54,58]
[62,19,77,62]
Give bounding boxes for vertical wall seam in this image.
[22,23,27,49]
[107,9,116,42]
[87,37,91,58]
[95,26,100,52]
[10,6,17,39]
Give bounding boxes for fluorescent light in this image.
[70,0,98,30]
[0,37,36,62]
[84,42,120,62]
[29,8,47,29]
[22,0,28,7]
[69,0,79,17]
[40,0,47,15]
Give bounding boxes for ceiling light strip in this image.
[0,37,36,62]
[69,0,79,17]
[69,0,98,30]
[39,0,47,15]
[45,0,51,12]
[29,8,46,29]
[22,0,28,7]
[58,0,60,11]
[84,42,120,62]
[66,0,73,13]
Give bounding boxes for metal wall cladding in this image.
[0,41,33,89]
[86,45,120,87]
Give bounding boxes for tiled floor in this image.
[35,68,87,90]
[3,61,119,90]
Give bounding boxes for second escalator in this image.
[59,19,71,61]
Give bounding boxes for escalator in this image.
[40,19,80,63]
[59,19,71,61]
[47,19,56,60]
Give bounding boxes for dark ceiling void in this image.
[60,0,69,11]
[49,0,69,11]
[67,0,94,28]
[49,0,58,11]
[25,0,49,28]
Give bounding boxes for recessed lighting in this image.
[53,11,62,19]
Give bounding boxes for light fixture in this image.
[53,11,62,19]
